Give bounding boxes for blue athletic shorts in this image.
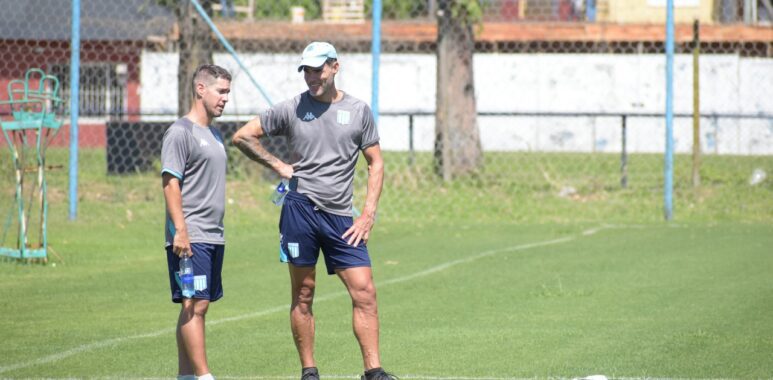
[279,191,371,275]
[166,243,224,303]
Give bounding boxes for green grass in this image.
[4,148,772,225]
[0,192,772,377]
[0,149,771,378]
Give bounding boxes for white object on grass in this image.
[749,168,766,186]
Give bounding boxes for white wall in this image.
[140,51,773,154]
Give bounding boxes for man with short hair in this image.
[232,42,395,380]
[162,64,231,380]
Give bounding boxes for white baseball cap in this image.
[297,41,338,72]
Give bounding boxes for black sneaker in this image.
[361,368,398,380]
[301,367,320,380]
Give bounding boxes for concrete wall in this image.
[141,51,773,155]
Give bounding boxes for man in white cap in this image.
[232,42,395,380]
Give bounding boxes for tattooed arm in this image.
[232,117,294,179]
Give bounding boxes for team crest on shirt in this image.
[337,110,351,125]
[303,112,316,121]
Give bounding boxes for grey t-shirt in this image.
[260,91,379,216]
[161,117,227,246]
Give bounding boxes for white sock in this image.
[197,374,215,380]
[177,376,196,380]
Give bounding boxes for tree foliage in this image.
[230,0,429,20]
[240,0,322,20]
[366,0,424,19]
[449,0,482,23]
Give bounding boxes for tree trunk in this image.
[434,0,482,181]
[177,1,214,117]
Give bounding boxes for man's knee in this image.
[349,281,377,309]
[193,300,210,316]
[292,278,316,313]
[181,299,210,320]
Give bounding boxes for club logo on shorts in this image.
[337,110,351,125]
[194,275,207,291]
[288,242,300,258]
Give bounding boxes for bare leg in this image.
[337,267,381,370]
[289,264,317,368]
[177,298,210,376]
[176,319,193,376]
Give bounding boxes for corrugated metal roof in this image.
[0,0,174,41]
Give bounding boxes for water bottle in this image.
[271,178,290,206]
[180,253,195,298]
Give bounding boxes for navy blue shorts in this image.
[166,243,224,303]
[279,191,371,275]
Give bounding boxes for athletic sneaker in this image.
[301,367,320,380]
[361,368,398,380]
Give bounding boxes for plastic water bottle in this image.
[271,178,290,206]
[180,253,195,298]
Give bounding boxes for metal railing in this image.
[382,110,773,187]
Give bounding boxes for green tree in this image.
[365,0,426,19]
[237,0,321,20]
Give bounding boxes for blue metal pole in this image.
[586,0,596,22]
[371,0,382,125]
[189,0,273,106]
[69,0,80,220]
[664,0,675,221]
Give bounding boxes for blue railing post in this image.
[664,0,675,221]
[371,0,382,125]
[69,0,80,221]
[189,0,273,106]
[586,0,596,22]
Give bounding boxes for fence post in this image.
[586,0,596,22]
[68,0,80,221]
[664,0,675,221]
[371,0,382,126]
[409,114,415,166]
[620,115,628,188]
[692,19,701,187]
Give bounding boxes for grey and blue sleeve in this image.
[360,104,379,150]
[259,98,295,137]
[161,126,189,180]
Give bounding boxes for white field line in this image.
[23,376,538,380]
[3,376,741,380]
[0,226,616,375]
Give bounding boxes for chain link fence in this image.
[0,0,771,233]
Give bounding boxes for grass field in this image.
[0,149,772,378]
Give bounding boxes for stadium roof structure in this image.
[0,0,174,41]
